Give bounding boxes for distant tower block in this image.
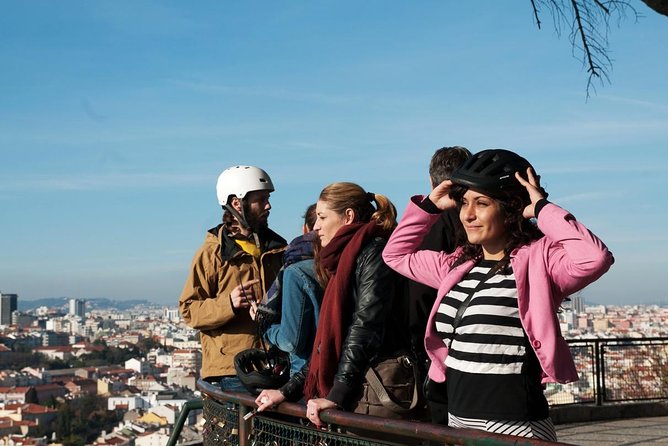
[571,293,585,314]
[69,298,86,318]
[0,293,18,326]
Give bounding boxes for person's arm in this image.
[280,362,308,402]
[179,246,257,330]
[326,242,392,409]
[383,195,458,290]
[537,203,614,296]
[264,262,318,355]
[515,169,614,296]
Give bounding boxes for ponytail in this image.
[368,192,397,234]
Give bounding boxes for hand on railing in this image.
[255,389,285,412]
[306,398,338,428]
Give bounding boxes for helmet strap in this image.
[224,201,262,250]
[224,201,250,231]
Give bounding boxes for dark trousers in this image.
[425,378,449,426]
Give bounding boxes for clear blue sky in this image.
[1,1,667,306]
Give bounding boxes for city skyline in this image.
[11,293,668,309]
[1,2,667,306]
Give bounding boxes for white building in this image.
[108,395,148,411]
[126,358,151,375]
[172,339,200,349]
[45,317,66,333]
[150,404,180,425]
[135,430,171,446]
[163,308,180,323]
[69,298,86,318]
[172,349,201,372]
[146,348,173,367]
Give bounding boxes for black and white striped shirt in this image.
[436,260,526,374]
[435,259,549,421]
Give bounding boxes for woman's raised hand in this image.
[428,180,457,211]
[515,168,546,219]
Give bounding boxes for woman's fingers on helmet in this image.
[516,169,539,189]
[526,167,539,186]
[514,171,528,186]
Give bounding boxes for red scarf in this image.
[304,221,385,400]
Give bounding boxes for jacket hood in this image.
[207,224,287,260]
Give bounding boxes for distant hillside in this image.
[18,297,157,311]
[17,297,68,311]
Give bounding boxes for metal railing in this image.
[547,337,668,406]
[167,337,668,444]
[167,399,203,446]
[189,379,573,446]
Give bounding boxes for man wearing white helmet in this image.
[179,166,287,391]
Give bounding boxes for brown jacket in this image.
[179,224,286,379]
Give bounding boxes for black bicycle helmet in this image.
[234,348,290,395]
[450,149,532,198]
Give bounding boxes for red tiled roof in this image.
[102,435,128,444]
[72,342,105,352]
[3,403,56,414]
[34,346,73,352]
[0,386,31,394]
[99,368,134,376]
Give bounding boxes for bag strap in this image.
[364,356,420,414]
[451,257,509,330]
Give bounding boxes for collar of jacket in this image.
[209,224,287,261]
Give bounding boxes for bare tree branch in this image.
[592,0,610,14]
[571,0,601,99]
[531,0,640,98]
[531,0,543,28]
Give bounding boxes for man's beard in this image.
[244,203,269,232]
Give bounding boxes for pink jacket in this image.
[383,197,614,384]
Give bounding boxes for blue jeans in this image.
[263,260,322,376]
[218,377,247,393]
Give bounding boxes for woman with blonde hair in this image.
[256,182,412,426]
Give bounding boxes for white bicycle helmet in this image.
[216,165,275,205]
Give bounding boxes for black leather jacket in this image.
[281,237,410,408]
